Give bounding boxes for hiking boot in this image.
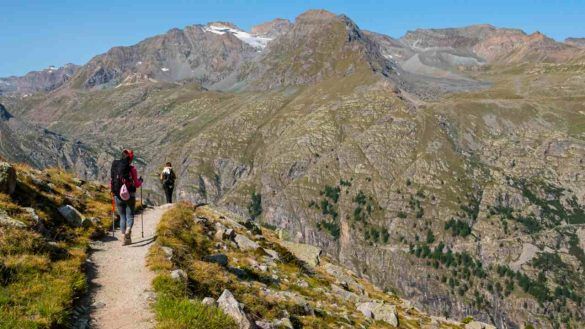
[124,232,132,245]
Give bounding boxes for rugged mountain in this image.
[1,9,584,329]
[242,10,394,90]
[0,63,79,95]
[68,22,268,90]
[401,24,582,65]
[0,103,103,180]
[565,37,585,48]
[251,18,293,38]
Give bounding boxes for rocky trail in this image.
[86,204,173,329]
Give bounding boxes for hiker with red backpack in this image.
[110,149,143,245]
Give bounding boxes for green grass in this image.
[0,163,111,328]
[151,274,236,329]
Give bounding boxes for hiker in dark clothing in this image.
[110,149,143,245]
[160,162,176,203]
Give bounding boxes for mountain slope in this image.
[0,103,102,180]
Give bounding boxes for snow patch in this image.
[203,24,272,49]
[137,61,143,65]
[161,67,170,72]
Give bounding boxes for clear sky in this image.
[1,0,584,77]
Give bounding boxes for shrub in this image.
[248,191,262,220]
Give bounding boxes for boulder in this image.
[204,253,229,267]
[331,284,361,302]
[23,207,48,235]
[0,210,26,228]
[161,246,173,260]
[234,234,260,251]
[263,248,280,260]
[324,263,365,294]
[279,241,321,267]
[255,321,274,329]
[273,318,293,329]
[217,289,254,329]
[202,297,216,306]
[465,321,496,329]
[224,228,236,240]
[170,269,187,281]
[58,205,85,227]
[356,301,398,327]
[0,162,16,195]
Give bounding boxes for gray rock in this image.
[224,228,236,240]
[324,263,365,294]
[263,248,280,260]
[274,318,293,329]
[202,297,216,306]
[161,246,173,259]
[356,301,398,326]
[58,205,85,227]
[255,321,274,329]
[279,241,321,267]
[235,234,260,251]
[23,207,48,235]
[0,210,26,228]
[170,269,187,281]
[465,321,496,329]
[204,253,229,267]
[217,289,254,329]
[331,284,362,302]
[0,162,16,195]
[194,215,209,224]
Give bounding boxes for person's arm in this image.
[131,166,142,188]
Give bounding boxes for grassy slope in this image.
[147,203,465,329]
[0,164,111,328]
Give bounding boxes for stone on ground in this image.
[170,269,187,281]
[58,205,85,227]
[217,289,254,329]
[204,253,229,266]
[0,210,26,228]
[356,301,398,326]
[279,241,321,267]
[234,234,260,251]
[0,162,16,195]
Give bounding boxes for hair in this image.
[166,162,172,167]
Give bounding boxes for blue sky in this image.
[1,0,584,77]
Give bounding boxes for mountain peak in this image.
[251,18,292,38]
[295,9,338,22]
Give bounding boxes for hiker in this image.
[160,162,176,203]
[110,149,143,245]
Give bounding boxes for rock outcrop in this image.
[0,161,17,195]
[217,289,255,329]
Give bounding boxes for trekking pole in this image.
[111,193,115,237]
[141,186,144,238]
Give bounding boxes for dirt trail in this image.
[88,204,172,329]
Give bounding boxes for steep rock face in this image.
[0,103,102,180]
[68,24,262,90]
[0,64,79,95]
